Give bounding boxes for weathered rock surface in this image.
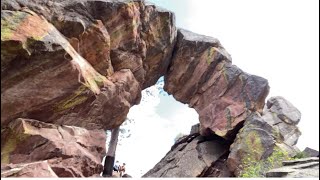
[266,96,301,125]
[266,157,319,178]
[143,125,230,177]
[1,0,177,89]
[1,161,58,177]
[262,96,301,146]
[1,0,269,138]
[2,0,301,178]
[1,8,141,130]
[227,112,276,176]
[227,96,302,176]
[199,153,234,177]
[1,118,106,177]
[164,29,269,138]
[302,147,319,158]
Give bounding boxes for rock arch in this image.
[1,0,270,177]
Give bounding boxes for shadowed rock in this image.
[143,126,230,177]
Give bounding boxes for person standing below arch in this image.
[119,163,126,177]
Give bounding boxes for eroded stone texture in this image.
[227,97,302,176]
[1,0,177,88]
[1,118,106,177]
[1,161,58,177]
[266,96,301,125]
[1,9,141,130]
[165,29,270,138]
[227,112,276,176]
[143,126,229,177]
[1,1,301,178]
[262,96,301,146]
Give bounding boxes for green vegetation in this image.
[293,152,308,159]
[54,85,89,112]
[239,146,292,178]
[1,129,31,164]
[206,47,215,65]
[1,11,27,40]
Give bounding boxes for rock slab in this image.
[266,157,319,178]
[1,118,106,177]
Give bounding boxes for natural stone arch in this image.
[1,0,271,177]
[162,29,269,139]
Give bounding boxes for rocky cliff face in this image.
[1,0,308,178]
[144,97,304,177]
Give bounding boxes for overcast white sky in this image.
[112,0,319,177]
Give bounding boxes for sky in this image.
[108,0,319,177]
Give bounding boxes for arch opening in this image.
[104,76,199,177]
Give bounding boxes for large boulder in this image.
[227,112,276,176]
[1,0,177,89]
[227,96,302,177]
[262,96,301,146]
[266,96,301,125]
[164,29,270,138]
[1,118,106,177]
[1,9,141,130]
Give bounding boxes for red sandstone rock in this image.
[1,161,58,177]
[165,29,270,138]
[1,9,141,130]
[2,0,177,89]
[1,118,106,177]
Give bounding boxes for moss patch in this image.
[1,129,30,164]
[206,47,215,65]
[54,85,89,112]
[240,145,291,177]
[1,11,27,40]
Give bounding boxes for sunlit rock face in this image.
[164,29,270,138]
